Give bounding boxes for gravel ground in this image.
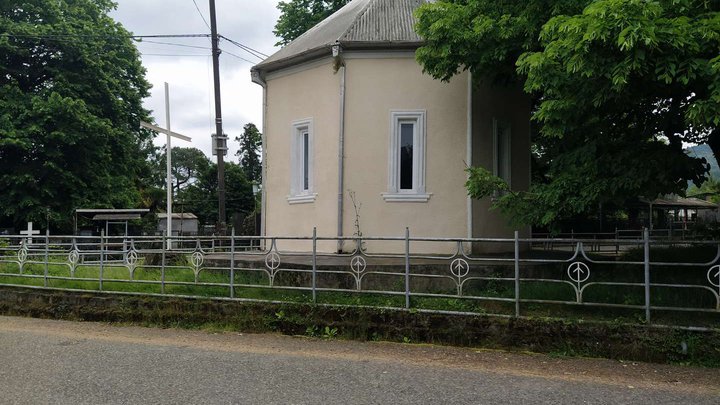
[0,316,717,404]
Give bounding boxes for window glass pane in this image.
[497,128,506,180]
[400,122,414,190]
[496,123,510,182]
[303,132,309,191]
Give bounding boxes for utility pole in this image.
[208,0,226,233]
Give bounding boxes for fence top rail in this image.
[522,237,646,244]
[3,234,720,246]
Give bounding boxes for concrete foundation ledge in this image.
[0,286,718,367]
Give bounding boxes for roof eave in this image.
[252,41,424,76]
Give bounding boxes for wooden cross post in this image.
[20,221,40,244]
[140,83,192,249]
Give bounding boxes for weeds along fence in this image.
[0,229,718,329]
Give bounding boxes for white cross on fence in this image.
[20,222,40,244]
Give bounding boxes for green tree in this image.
[155,147,211,195]
[236,123,262,184]
[274,0,350,46]
[177,162,254,228]
[0,0,152,231]
[689,178,720,204]
[416,0,720,228]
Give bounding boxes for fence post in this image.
[514,230,520,317]
[405,227,410,309]
[615,227,619,255]
[312,227,317,303]
[99,230,104,291]
[230,227,235,299]
[644,228,651,323]
[161,231,166,294]
[43,229,49,288]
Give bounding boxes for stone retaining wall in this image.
[0,286,717,366]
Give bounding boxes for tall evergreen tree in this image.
[236,123,262,184]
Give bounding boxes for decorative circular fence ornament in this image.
[350,255,366,274]
[68,249,80,265]
[709,265,720,289]
[567,262,591,284]
[265,252,281,271]
[450,258,470,278]
[189,251,205,283]
[125,250,139,267]
[125,249,139,279]
[17,246,28,263]
[190,251,204,269]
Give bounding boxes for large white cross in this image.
[20,221,40,244]
[140,82,192,249]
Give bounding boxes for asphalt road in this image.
[0,316,717,404]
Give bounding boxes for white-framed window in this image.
[288,118,316,204]
[493,118,511,188]
[382,110,431,202]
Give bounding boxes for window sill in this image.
[381,192,432,203]
[287,193,317,204]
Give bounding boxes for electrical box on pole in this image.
[212,133,228,156]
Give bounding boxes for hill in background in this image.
[687,144,720,179]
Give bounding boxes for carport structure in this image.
[74,209,150,236]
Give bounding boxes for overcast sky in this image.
[110,0,282,161]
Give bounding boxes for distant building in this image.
[638,197,719,230]
[157,213,199,236]
[251,0,531,253]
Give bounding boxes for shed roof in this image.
[638,197,719,210]
[254,0,428,73]
[157,213,198,220]
[76,209,149,214]
[92,214,143,221]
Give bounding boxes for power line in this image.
[140,53,210,57]
[5,32,268,62]
[220,49,255,64]
[3,33,211,40]
[139,40,211,50]
[132,34,211,39]
[219,35,268,59]
[191,0,211,30]
[220,36,268,59]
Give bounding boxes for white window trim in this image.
[493,118,512,187]
[288,118,317,204]
[382,110,431,203]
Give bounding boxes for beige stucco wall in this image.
[341,56,470,254]
[471,80,532,252]
[263,59,340,252]
[261,54,531,254]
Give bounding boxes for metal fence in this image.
[0,229,718,329]
[532,228,711,253]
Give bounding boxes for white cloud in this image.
[110,0,281,160]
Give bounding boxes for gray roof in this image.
[254,0,428,73]
[92,214,143,221]
[157,213,198,220]
[639,197,719,209]
[76,209,149,214]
